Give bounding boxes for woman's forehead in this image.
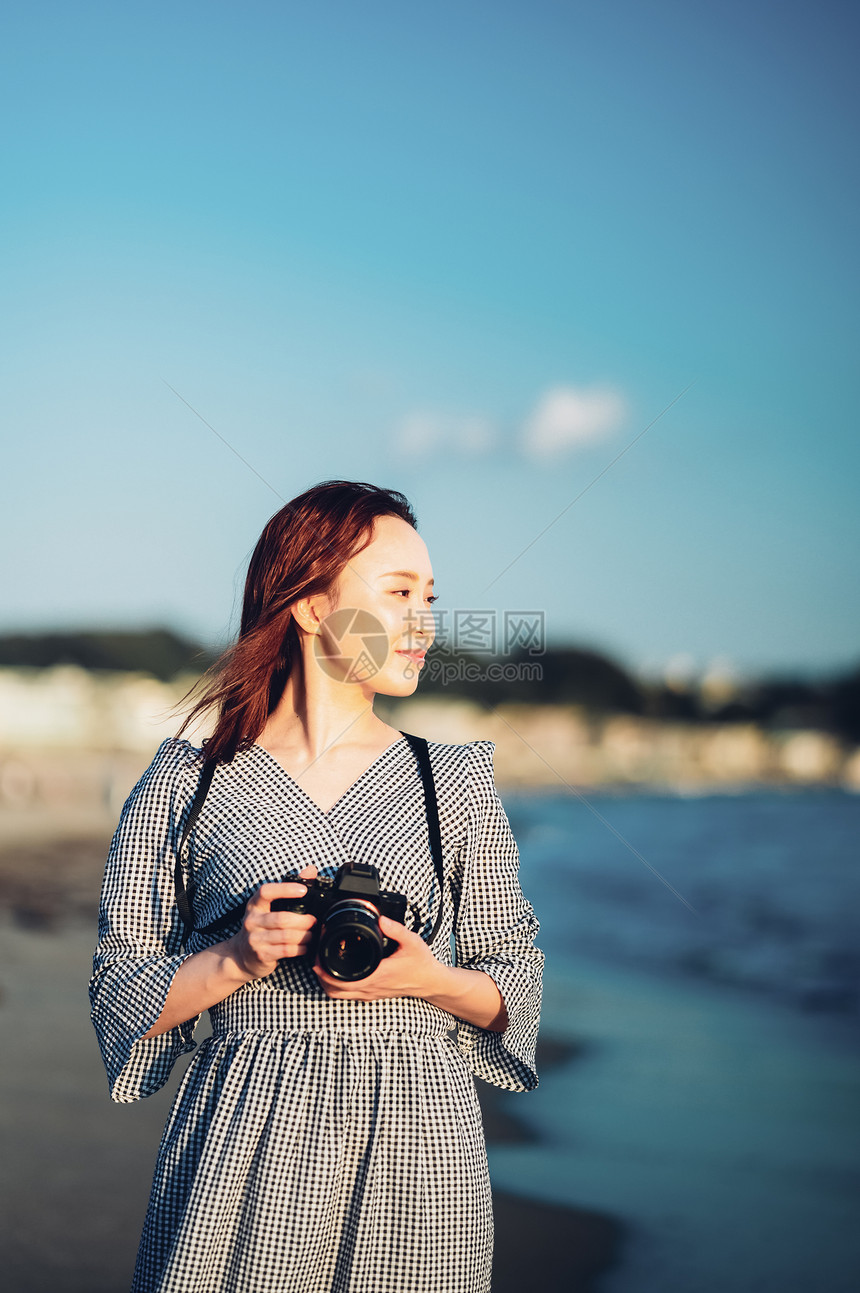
[353,516,432,573]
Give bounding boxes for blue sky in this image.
[1,0,857,680]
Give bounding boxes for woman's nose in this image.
[403,607,433,639]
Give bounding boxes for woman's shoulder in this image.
[134,735,207,797]
[416,734,498,784]
[109,737,207,838]
[423,735,495,758]
[151,734,206,770]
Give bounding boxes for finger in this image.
[257,881,309,904]
[243,885,269,913]
[378,915,409,942]
[276,931,314,955]
[298,864,318,879]
[253,927,314,959]
[244,908,302,936]
[259,911,317,931]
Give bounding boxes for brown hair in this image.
[179,480,418,763]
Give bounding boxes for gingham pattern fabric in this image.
[90,735,543,1293]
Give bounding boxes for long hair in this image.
[178,480,418,763]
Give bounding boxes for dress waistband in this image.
[209,979,456,1039]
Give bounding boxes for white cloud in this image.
[393,411,496,459]
[393,384,627,462]
[521,385,627,459]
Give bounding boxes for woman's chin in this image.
[374,672,423,699]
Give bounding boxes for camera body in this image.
[271,862,409,982]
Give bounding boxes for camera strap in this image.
[400,731,448,947]
[175,755,216,944]
[174,731,448,949]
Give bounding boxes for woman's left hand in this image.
[312,915,445,1002]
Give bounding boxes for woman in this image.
[91,479,543,1293]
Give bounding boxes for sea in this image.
[489,786,860,1293]
[509,787,860,1017]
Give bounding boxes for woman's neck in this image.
[259,657,394,762]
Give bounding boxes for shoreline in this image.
[482,1036,625,1289]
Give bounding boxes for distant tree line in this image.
[0,629,857,742]
[418,643,860,742]
[0,629,215,682]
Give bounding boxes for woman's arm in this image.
[418,962,508,1032]
[143,872,318,1039]
[443,742,543,1088]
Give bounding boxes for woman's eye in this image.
[390,589,438,603]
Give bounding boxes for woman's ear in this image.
[291,595,329,636]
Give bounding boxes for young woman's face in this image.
[313,514,437,696]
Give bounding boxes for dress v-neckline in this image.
[251,734,407,818]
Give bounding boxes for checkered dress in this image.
[90,735,543,1293]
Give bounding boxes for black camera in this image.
[271,863,412,982]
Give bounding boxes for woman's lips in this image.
[396,650,426,664]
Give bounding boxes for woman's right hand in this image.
[227,865,318,980]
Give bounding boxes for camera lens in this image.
[318,901,385,981]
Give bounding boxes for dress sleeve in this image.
[89,737,201,1103]
[452,740,544,1092]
